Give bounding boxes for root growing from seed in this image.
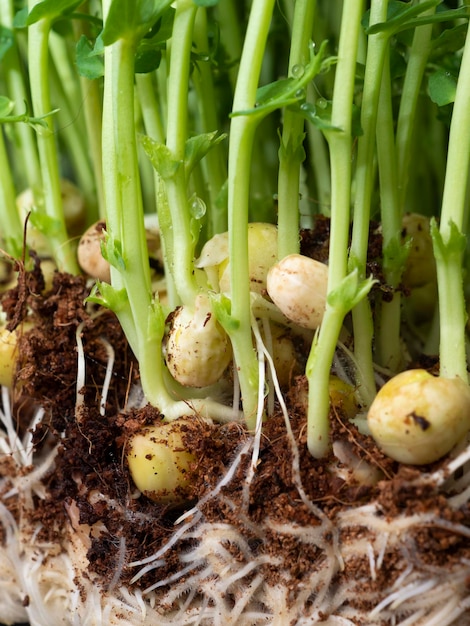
[1,324,470,625]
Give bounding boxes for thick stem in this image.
[162,0,199,305]
[435,23,470,382]
[227,0,276,429]
[27,5,78,273]
[0,0,41,193]
[277,0,316,259]
[376,48,403,372]
[0,129,23,257]
[192,7,228,238]
[306,0,364,458]
[349,0,389,399]
[395,1,436,212]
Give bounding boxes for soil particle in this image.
[1,244,469,622]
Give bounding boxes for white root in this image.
[2,329,470,624]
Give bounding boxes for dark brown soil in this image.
[1,226,469,623]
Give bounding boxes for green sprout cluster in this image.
[1,0,470,464]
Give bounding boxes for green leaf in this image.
[382,235,410,284]
[297,101,340,132]
[0,26,14,61]
[184,131,226,178]
[428,69,457,106]
[231,40,331,119]
[28,211,63,238]
[327,270,376,312]
[140,134,181,179]
[24,0,83,25]
[430,22,468,58]
[86,281,128,313]
[431,218,466,261]
[75,35,104,79]
[297,99,362,136]
[193,0,219,6]
[211,293,240,333]
[0,96,14,119]
[100,233,126,272]
[365,1,468,36]
[102,0,173,45]
[148,296,166,342]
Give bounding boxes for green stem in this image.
[0,128,23,257]
[277,0,316,259]
[48,52,97,222]
[395,1,436,212]
[135,73,179,307]
[376,49,403,372]
[72,5,105,220]
[349,0,388,401]
[27,3,78,274]
[306,0,364,458]
[162,0,199,306]
[0,0,41,193]
[435,22,470,382]
[227,0,276,430]
[192,7,228,238]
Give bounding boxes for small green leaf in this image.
[86,281,128,313]
[430,23,468,58]
[24,0,83,25]
[297,101,340,132]
[431,218,466,261]
[0,96,14,119]
[365,1,467,36]
[231,40,331,119]
[148,296,166,341]
[135,47,162,73]
[0,26,14,61]
[184,131,226,178]
[327,270,376,312]
[382,235,410,284]
[428,69,457,107]
[100,233,126,272]
[193,0,219,6]
[102,0,173,45]
[28,211,63,238]
[140,134,181,179]
[212,293,240,333]
[75,35,104,79]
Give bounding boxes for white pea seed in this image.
[77,221,111,282]
[166,293,232,387]
[367,369,470,465]
[195,222,278,294]
[267,253,328,330]
[0,323,32,387]
[127,418,196,505]
[401,213,436,289]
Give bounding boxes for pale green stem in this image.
[277,0,316,259]
[192,7,228,237]
[27,4,78,274]
[72,8,105,220]
[305,84,331,220]
[436,23,470,382]
[0,128,23,257]
[349,0,388,404]
[306,0,363,458]
[228,0,276,430]
[395,1,436,212]
[376,49,403,373]
[0,0,41,193]
[163,0,199,306]
[135,73,178,307]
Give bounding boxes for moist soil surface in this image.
[1,222,469,622]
